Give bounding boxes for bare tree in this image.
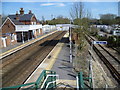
[57,15,64,19]
[0,15,2,26]
[70,2,84,20]
[41,16,46,25]
[70,2,90,73]
[86,9,92,19]
[42,16,45,22]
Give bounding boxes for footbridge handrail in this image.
[1,82,36,89]
[77,72,93,90]
[1,70,57,90]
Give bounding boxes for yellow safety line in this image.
[46,43,64,70]
[46,32,69,70]
[0,31,57,57]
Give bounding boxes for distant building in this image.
[0,8,42,48]
[42,25,56,33]
[56,24,72,31]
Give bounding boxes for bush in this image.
[89,27,98,36]
[107,36,120,47]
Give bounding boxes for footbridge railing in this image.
[1,70,58,90]
[77,72,93,90]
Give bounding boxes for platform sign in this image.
[93,41,107,44]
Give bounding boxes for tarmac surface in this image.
[24,32,77,87]
[51,37,76,80]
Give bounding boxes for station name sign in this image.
[93,41,107,44]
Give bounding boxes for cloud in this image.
[40,3,65,7]
[40,3,55,6]
[58,3,65,6]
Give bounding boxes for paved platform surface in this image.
[51,37,76,80]
[24,32,77,87]
[1,34,46,53]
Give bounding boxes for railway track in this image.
[111,47,120,55]
[2,31,66,87]
[85,34,120,84]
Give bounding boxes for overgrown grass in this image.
[72,28,89,75]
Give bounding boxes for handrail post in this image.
[35,83,38,90]
[44,70,47,88]
[54,72,56,88]
[78,72,84,89]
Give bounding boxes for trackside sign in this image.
[93,41,107,44]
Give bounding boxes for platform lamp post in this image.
[69,19,72,63]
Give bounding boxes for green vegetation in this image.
[100,14,116,25]
[90,14,120,25]
[70,2,91,73]
[69,2,119,73]
[47,17,70,25]
[115,16,120,25]
[40,15,70,25]
[41,15,70,25]
[73,28,87,51]
[73,28,88,73]
[107,36,120,47]
[95,34,120,48]
[89,26,98,36]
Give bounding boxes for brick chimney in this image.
[28,10,32,14]
[19,8,24,15]
[16,11,19,20]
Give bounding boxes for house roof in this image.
[8,14,34,25]
[11,19,24,25]
[8,14,34,21]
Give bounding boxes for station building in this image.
[0,8,42,48]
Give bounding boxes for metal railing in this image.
[77,72,93,90]
[1,70,57,90]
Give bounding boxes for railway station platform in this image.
[23,31,77,88]
[1,31,93,89]
[0,30,57,58]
